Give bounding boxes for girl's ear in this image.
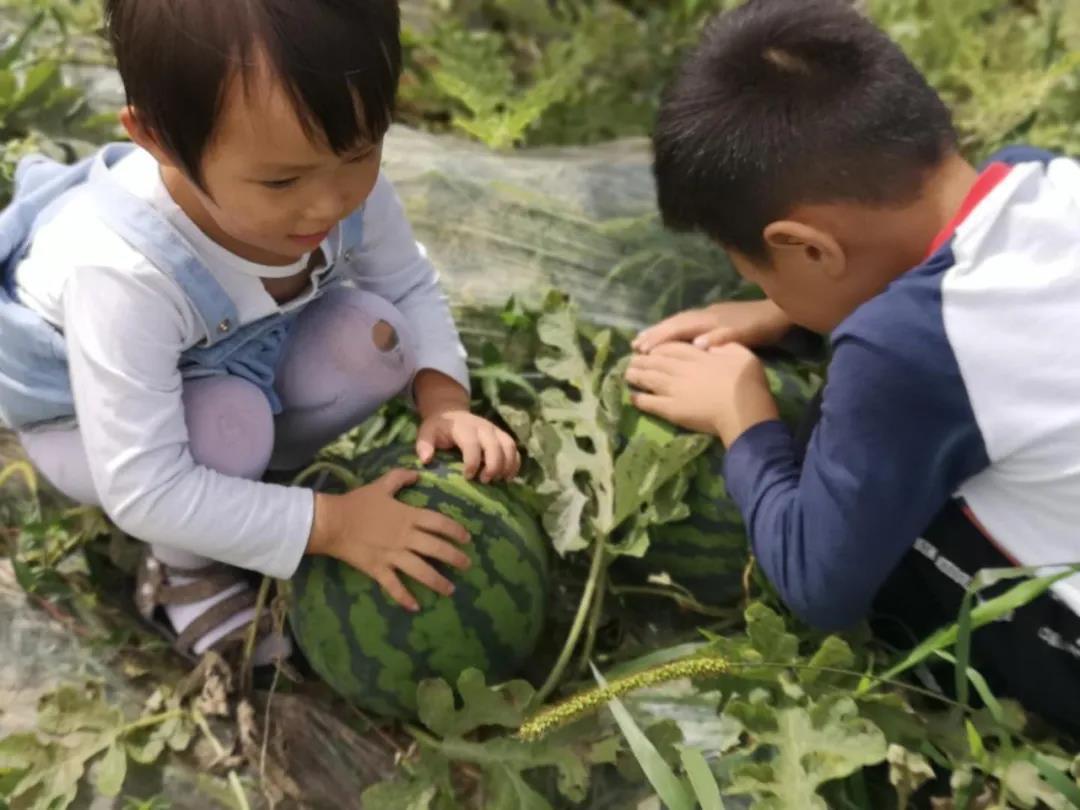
[120,106,180,170]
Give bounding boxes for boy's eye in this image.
[347,149,376,164]
[261,177,299,190]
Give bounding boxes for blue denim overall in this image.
[0,144,363,431]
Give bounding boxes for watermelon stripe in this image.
[290,445,549,718]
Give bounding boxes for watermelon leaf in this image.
[725,697,888,809]
[611,432,711,530]
[361,778,439,810]
[486,764,554,810]
[418,669,535,739]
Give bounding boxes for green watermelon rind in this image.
[290,446,550,718]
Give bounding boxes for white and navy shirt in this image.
[725,147,1080,630]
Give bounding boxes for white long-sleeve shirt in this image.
[13,148,468,578]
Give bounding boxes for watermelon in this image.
[289,442,550,718]
[628,446,750,604]
[618,358,820,604]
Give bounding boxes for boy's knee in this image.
[182,376,274,479]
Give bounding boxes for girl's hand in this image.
[632,299,793,355]
[412,369,522,483]
[416,410,521,483]
[307,470,472,612]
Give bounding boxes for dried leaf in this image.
[887,744,935,809]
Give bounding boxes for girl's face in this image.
[134,57,383,267]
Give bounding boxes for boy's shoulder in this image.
[833,142,1080,405]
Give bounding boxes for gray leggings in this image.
[19,286,415,570]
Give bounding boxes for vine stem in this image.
[120,709,186,736]
[291,460,362,489]
[576,553,611,676]
[533,540,609,707]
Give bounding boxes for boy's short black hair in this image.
[653,0,957,259]
[105,0,401,185]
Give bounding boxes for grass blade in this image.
[1032,754,1080,808]
[590,663,694,810]
[860,568,1076,694]
[681,747,725,810]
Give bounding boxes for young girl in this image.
[0,0,520,664]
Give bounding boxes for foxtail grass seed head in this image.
[518,657,729,741]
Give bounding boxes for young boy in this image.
[628,0,1080,731]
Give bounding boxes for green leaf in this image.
[124,734,165,766]
[93,743,126,798]
[590,663,694,810]
[745,603,799,665]
[0,13,45,70]
[486,765,553,810]
[681,747,725,810]
[417,669,534,738]
[964,719,985,762]
[726,698,888,809]
[0,71,17,109]
[864,568,1075,693]
[612,432,710,530]
[1032,753,1080,809]
[37,684,122,735]
[800,636,855,687]
[361,778,438,810]
[11,62,61,114]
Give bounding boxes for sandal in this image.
[134,550,290,665]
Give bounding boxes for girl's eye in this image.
[261,177,299,190]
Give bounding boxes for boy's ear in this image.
[763,220,847,280]
[120,106,179,170]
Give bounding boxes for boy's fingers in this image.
[628,353,677,373]
[396,551,456,597]
[624,367,672,395]
[414,508,471,544]
[693,327,737,349]
[375,568,419,612]
[630,392,677,422]
[410,532,472,570]
[651,341,707,360]
[635,312,719,352]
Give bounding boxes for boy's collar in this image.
[924,161,1014,258]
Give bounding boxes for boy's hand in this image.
[625,342,779,446]
[632,299,792,355]
[308,471,472,612]
[416,409,521,483]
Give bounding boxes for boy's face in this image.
[727,250,857,335]
[135,57,383,266]
[725,209,917,334]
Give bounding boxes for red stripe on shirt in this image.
[926,162,1014,258]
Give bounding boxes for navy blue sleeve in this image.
[723,328,990,630]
